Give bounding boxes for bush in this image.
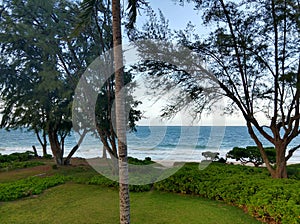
[287,164,300,180]
[153,163,300,224]
[201,151,220,161]
[248,180,300,224]
[128,157,154,165]
[0,161,44,171]
[0,151,35,163]
[226,146,276,167]
[88,174,153,192]
[44,154,53,159]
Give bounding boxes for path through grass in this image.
[0,183,261,224]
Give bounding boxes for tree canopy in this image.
[133,0,300,178]
[0,0,141,165]
[227,146,276,167]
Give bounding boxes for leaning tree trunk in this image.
[64,130,88,165]
[112,0,130,223]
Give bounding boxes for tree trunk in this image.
[35,129,48,157]
[42,144,47,157]
[112,0,130,223]
[247,123,276,177]
[275,143,288,178]
[102,145,107,158]
[64,145,78,165]
[32,145,38,157]
[42,130,47,157]
[64,130,87,165]
[248,122,288,178]
[48,130,63,165]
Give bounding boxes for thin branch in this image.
[219,0,251,111]
[286,144,300,161]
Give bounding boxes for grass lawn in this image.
[0,183,261,224]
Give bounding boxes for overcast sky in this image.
[131,1,247,126]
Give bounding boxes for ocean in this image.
[0,126,300,163]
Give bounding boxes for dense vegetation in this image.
[0,151,44,171]
[154,163,300,224]
[0,154,299,223]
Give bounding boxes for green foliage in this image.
[201,151,219,161]
[88,174,152,192]
[88,175,118,188]
[0,175,67,201]
[248,180,300,224]
[154,163,300,223]
[0,0,85,163]
[44,154,53,159]
[226,146,276,167]
[287,164,300,180]
[128,156,154,165]
[0,161,44,171]
[0,151,43,171]
[0,151,35,163]
[86,157,156,192]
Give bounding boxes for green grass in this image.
[0,183,261,224]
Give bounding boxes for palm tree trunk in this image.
[112,0,130,223]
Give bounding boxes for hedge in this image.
[153,163,300,224]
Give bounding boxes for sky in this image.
[136,0,203,30]
[130,1,247,126]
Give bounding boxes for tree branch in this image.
[219,0,251,112]
[286,144,300,161]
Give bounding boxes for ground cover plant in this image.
[0,175,67,201]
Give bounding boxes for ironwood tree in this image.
[133,0,299,178]
[0,0,142,166]
[0,0,83,164]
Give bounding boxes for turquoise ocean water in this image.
[0,126,299,163]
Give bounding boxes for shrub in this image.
[88,174,153,192]
[128,157,154,165]
[153,163,300,224]
[226,146,276,167]
[287,164,300,180]
[0,151,35,163]
[201,151,220,161]
[0,161,44,171]
[44,154,53,159]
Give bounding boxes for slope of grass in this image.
[0,183,261,224]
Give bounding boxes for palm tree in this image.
[77,0,141,223]
[112,0,130,222]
